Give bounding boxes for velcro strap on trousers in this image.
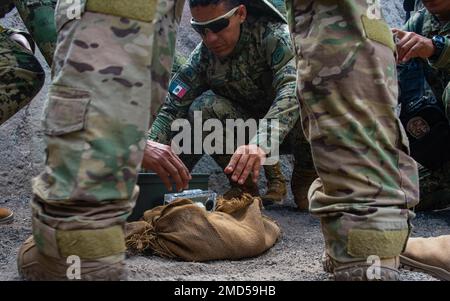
[348,228,409,258]
[86,0,158,22]
[361,15,396,53]
[33,217,126,259]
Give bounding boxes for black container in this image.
[127,173,210,221]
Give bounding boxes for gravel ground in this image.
[0,0,448,281]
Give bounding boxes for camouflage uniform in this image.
[13,0,58,66]
[286,0,419,265]
[0,1,45,125]
[403,0,424,21]
[20,0,185,280]
[415,0,424,12]
[401,8,450,210]
[148,11,313,194]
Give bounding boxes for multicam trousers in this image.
[286,0,420,262]
[31,0,185,261]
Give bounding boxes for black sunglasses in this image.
[190,6,240,35]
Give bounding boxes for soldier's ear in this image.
[237,4,247,23]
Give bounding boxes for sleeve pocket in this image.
[43,86,90,136]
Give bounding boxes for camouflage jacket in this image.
[149,15,299,148]
[404,9,450,99]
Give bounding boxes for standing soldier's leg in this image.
[0,27,44,125]
[17,0,184,281]
[13,0,57,66]
[287,0,419,280]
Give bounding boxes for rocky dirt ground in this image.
[1,1,449,281]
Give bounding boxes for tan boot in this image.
[261,163,287,206]
[322,252,400,281]
[400,236,450,281]
[0,207,13,224]
[18,236,127,281]
[18,215,129,281]
[18,235,128,281]
[291,166,317,211]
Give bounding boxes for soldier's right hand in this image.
[392,28,435,63]
[142,140,191,192]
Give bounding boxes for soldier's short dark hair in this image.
[189,0,244,9]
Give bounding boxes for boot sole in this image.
[0,212,14,224]
[261,192,287,206]
[400,255,450,281]
[333,265,400,281]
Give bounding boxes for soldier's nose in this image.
[204,31,219,44]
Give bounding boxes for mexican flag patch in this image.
[169,79,190,99]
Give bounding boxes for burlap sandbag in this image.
[126,194,281,261]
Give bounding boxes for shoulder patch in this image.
[169,79,190,99]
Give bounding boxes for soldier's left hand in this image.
[225,145,267,184]
[392,28,436,63]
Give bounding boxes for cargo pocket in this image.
[43,86,90,136]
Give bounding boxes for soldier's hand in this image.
[392,28,435,63]
[142,140,191,192]
[224,145,266,184]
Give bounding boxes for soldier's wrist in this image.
[429,35,445,61]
